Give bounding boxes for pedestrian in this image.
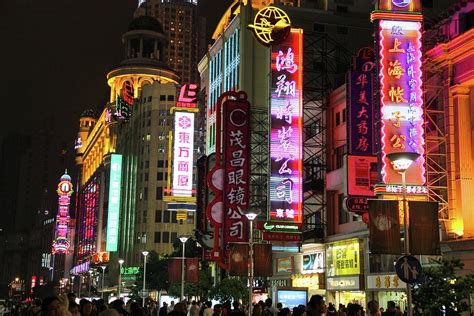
[252,304,262,316]
[80,300,94,316]
[229,302,244,316]
[306,295,326,316]
[337,304,346,316]
[327,303,336,315]
[276,304,282,313]
[203,302,213,316]
[159,303,167,316]
[68,294,77,306]
[168,303,175,314]
[381,302,399,316]
[212,305,222,316]
[263,299,278,316]
[189,302,199,316]
[367,301,380,316]
[40,296,68,316]
[347,304,362,316]
[277,308,290,316]
[69,302,81,316]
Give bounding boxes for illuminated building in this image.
[116,81,197,265]
[73,14,179,275]
[424,0,474,270]
[52,171,74,255]
[137,0,206,84]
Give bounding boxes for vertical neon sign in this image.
[269,29,303,224]
[172,112,195,196]
[379,20,425,185]
[106,154,122,252]
[52,172,73,254]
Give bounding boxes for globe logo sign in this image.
[248,6,291,46]
[392,0,412,7]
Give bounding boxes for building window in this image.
[342,108,347,123]
[335,145,346,169]
[157,160,164,168]
[144,188,148,200]
[160,95,166,101]
[154,232,161,243]
[164,210,171,223]
[163,232,170,243]
[144,173,149,182]
[313,23,325,32]
[187,212,195,224]
[143,210,147,223]
[156,187,163,200]
[155,210,162,223]
[335,111,341,126]
[337,26,348,35]
[171,211,178,223]
[336,5,348,13]
[148,96,152,102]
[157,172,164,181]
[145,161,149,169]
[171,232,178,244]
[338,194,350,224]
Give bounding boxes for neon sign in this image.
[269,29,303,227]
[106,154,122,252]
[379,20,425,185]
[172,112,194,196]
[177,84,198,108]
[52,172,73,254]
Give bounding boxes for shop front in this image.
[366,274,407,311]
[325,239,366,307]
[292,273,325,298]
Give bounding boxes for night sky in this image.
[0,0,232,141]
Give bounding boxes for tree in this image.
[136,251,170,292]
[412,258,474,315]
[208,277,247,303]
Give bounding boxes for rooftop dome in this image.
[128,16,164,33]
[60,171,72,182]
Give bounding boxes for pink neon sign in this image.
[269,29,303,225]
[52,173,73,254]
[379,20,425,185]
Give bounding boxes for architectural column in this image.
[450,85,474,236]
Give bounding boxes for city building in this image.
[137,0,206,84]
[424,0,474,274]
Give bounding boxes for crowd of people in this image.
[3,293,406,316]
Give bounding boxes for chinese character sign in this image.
[106,154,122,252]
[348,71,374,155]
[379,20,425,185]
[172,112,195,196]
[269,29,303,224]
[223,97,250,243]
[52,173,73,254]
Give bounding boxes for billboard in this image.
[269,28,303,227]
[172,112,195,197]
[368,199,402,254]
[106,154,123,252]
[347,155,378,197]
[276,289,308,309]
[302,252,325,274]
[326,239,361,276]
[378,20,425,185]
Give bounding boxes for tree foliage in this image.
[412,258,474,315]
[208,277,247,303]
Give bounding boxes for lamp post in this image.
[100,266,107,299]
[118,259,124,299]
[386,152,420,316]
[179,236,189,302]
[142,251,149,307]
[71,275,75,294]
[88,270,93,298]
[78,275,82,298]
[245,212,259,316]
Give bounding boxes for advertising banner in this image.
[186,258,200,283]
[168,258,182,283]
[326,239,361,276]
[172,112,195,197]
[302,252,325,274]
[106,154,122,252]
[347,155,378,197]
[368,199,401,254]
[408,201,440,255]
[269,28,304,230]
[229,243,249,276]
[254,244,273,277]
[223,98,250,244]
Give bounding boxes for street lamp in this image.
[88,270,93,298]
[71,275,75,294]
[179,236,189,302]
[245,211,259,316]
[142,251,149,307]
[118,259,124,299]
[386,151,420,316]
[100,266,107,299]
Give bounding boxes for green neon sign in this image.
[106,154,123,251]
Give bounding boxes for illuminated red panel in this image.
[379,20,425,185]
